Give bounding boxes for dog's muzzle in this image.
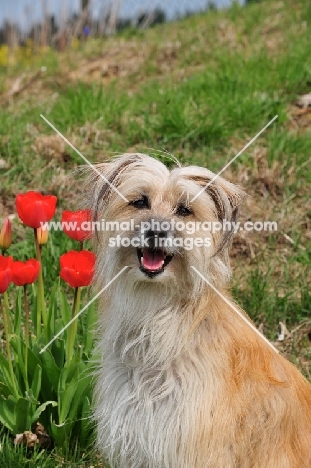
[137,229,174,278]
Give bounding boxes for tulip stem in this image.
[34,229,47,339]
[23,285,29,391]
[0,295,19,399]
[67,286,81,362]
[3,291,12,336]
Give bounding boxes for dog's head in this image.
[85,153,245,296]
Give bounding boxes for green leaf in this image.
[25,388,39,405]
[50,416,74,446]
[0,395,17,432]
[23,340,52,401]
[0,352,19,397]
[58,361,91,423]
[31,341,60,401]
[82,300,97,355]
[38,348,61,392]
[31,400,58,425]
[30,364,42,400]
[58,288,71,330]
[79,396,92,444]
[15,397,32,432]
[68,368,92,422]
[11,335,46,394]
[10,335,27,389]
[47,279,60,338]
[51,339,65,369]
[0,382,11,398]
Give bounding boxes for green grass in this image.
[0,0,311,464]
[232,262,311,328]
[0,429,103,467]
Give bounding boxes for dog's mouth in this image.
[137,248,173,277]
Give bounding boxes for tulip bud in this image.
[37,226,49,245]
[0,218,12,251]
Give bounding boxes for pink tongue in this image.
[142,250,164,271]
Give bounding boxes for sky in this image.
[0,0,238,31]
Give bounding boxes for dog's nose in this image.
[145,230,167,248]
[146,230,167,239]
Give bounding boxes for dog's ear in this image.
[189,174,245,255]
[95,157,138,212]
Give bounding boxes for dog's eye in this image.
[176,205,192,217]
[130,196,150,209]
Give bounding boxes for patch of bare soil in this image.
[224,144,310,287]
[33,134,69,162]
[272,320,311,379]
[217,20,240,50]
[67,38,183,87]
[68,40,148,84]
[0,196,15,223]
[0,69,46,105]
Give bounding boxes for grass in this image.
[0,429,103,467]
[0,0,311,464]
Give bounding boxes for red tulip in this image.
[12,259,40,286]
[0,218,12,251]
[0,255,13,293]
[61,210,93,242]
[60,250,95,288]
[16,191,57,229]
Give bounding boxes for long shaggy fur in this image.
[86,153,311,468]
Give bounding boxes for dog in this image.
[86,153,311,468]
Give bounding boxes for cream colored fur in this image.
[86,153,311,468]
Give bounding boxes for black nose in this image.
[145,230,167,248]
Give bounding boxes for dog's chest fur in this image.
[94,292,229,468]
